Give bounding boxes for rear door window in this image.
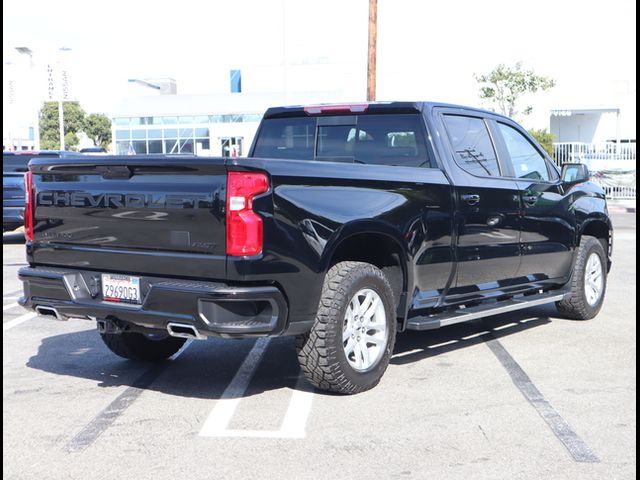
[350,114,431,167]
[443,115,501,177]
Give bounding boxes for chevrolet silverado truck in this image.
[18,102,612,394]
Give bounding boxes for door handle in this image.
[461,194,480,206]
[522,195,538,206]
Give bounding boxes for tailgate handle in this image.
[97,165,133,179]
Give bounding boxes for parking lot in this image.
[3,213,636,480]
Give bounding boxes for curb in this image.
[609,206,636,214]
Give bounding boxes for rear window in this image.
[253,114,433,168]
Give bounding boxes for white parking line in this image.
[3,312,37,332]
[392,348,423,359]
[199,337,316,439]
[493,322,519,331]
[199,338,271,436]
[200,372,315,439]
[278,374,315,438]
[615,232,636,241]
[3,303,19,312]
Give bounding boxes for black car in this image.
[3,151,66,232]
[79,147,108,154]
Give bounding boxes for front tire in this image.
[100,331,186,361]
[297,261,397,394]
[556,235,608,320]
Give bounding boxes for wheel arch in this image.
[579,216,613,271]
[321,223,410,317]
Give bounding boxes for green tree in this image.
[84,113,112,149]
[528,128,555,157]
[475,63,555,118]
[39,101,86,151]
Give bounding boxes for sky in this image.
[3,0,637,130]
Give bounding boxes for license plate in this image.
[101,274,141,304]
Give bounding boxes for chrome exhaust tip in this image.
[35,305,67,321]
[166,322,206,340]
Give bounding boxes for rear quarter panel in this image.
[228,157,454,322]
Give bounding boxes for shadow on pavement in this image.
[27,328,301,400]
[25,303,562,398]
[392,303,558,365]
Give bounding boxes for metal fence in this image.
[601,185,636,199]
[552,142,636,199]
[553,142,636,164]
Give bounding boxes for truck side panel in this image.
[228,157,454,324]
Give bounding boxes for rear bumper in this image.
[18,266,293,338]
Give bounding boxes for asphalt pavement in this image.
[3,213,636,480]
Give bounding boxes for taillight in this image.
[226,172,269,256]
[24,171,34,241]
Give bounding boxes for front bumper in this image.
[18,266,289,338]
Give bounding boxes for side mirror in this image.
[561,163,590,183]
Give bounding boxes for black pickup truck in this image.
[18,102,612,394]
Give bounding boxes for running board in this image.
[406,291,568,331]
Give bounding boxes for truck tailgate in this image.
[28,156,228,279]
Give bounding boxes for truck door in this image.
[494,121,575,281]
[439,113,522,299]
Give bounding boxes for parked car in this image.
[2,151,67,232]
[79,147,108,154]
[18,102,612,394]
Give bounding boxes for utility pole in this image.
[366,0,377,101]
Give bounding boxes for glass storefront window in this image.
[194,116,209,124]
[179,128,194,139]
[195,128,209,138]
[243,114,262,122]
[179,139,194,154]
[131,129,146,140]
[115,130,130,140]
[164,129,178,138]
[148,140,163,154]
[178,116,194,124]
[116,141,130,154]
[114,118,129,126]
[132,141,147,154]
[162,117,178,125]
[165,139,179,154]
[148,129,162,139]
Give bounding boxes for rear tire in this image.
[556,235,607,320]
[296,261,396,394]
[100,331,186,361]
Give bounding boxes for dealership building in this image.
[110,76,353,157]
